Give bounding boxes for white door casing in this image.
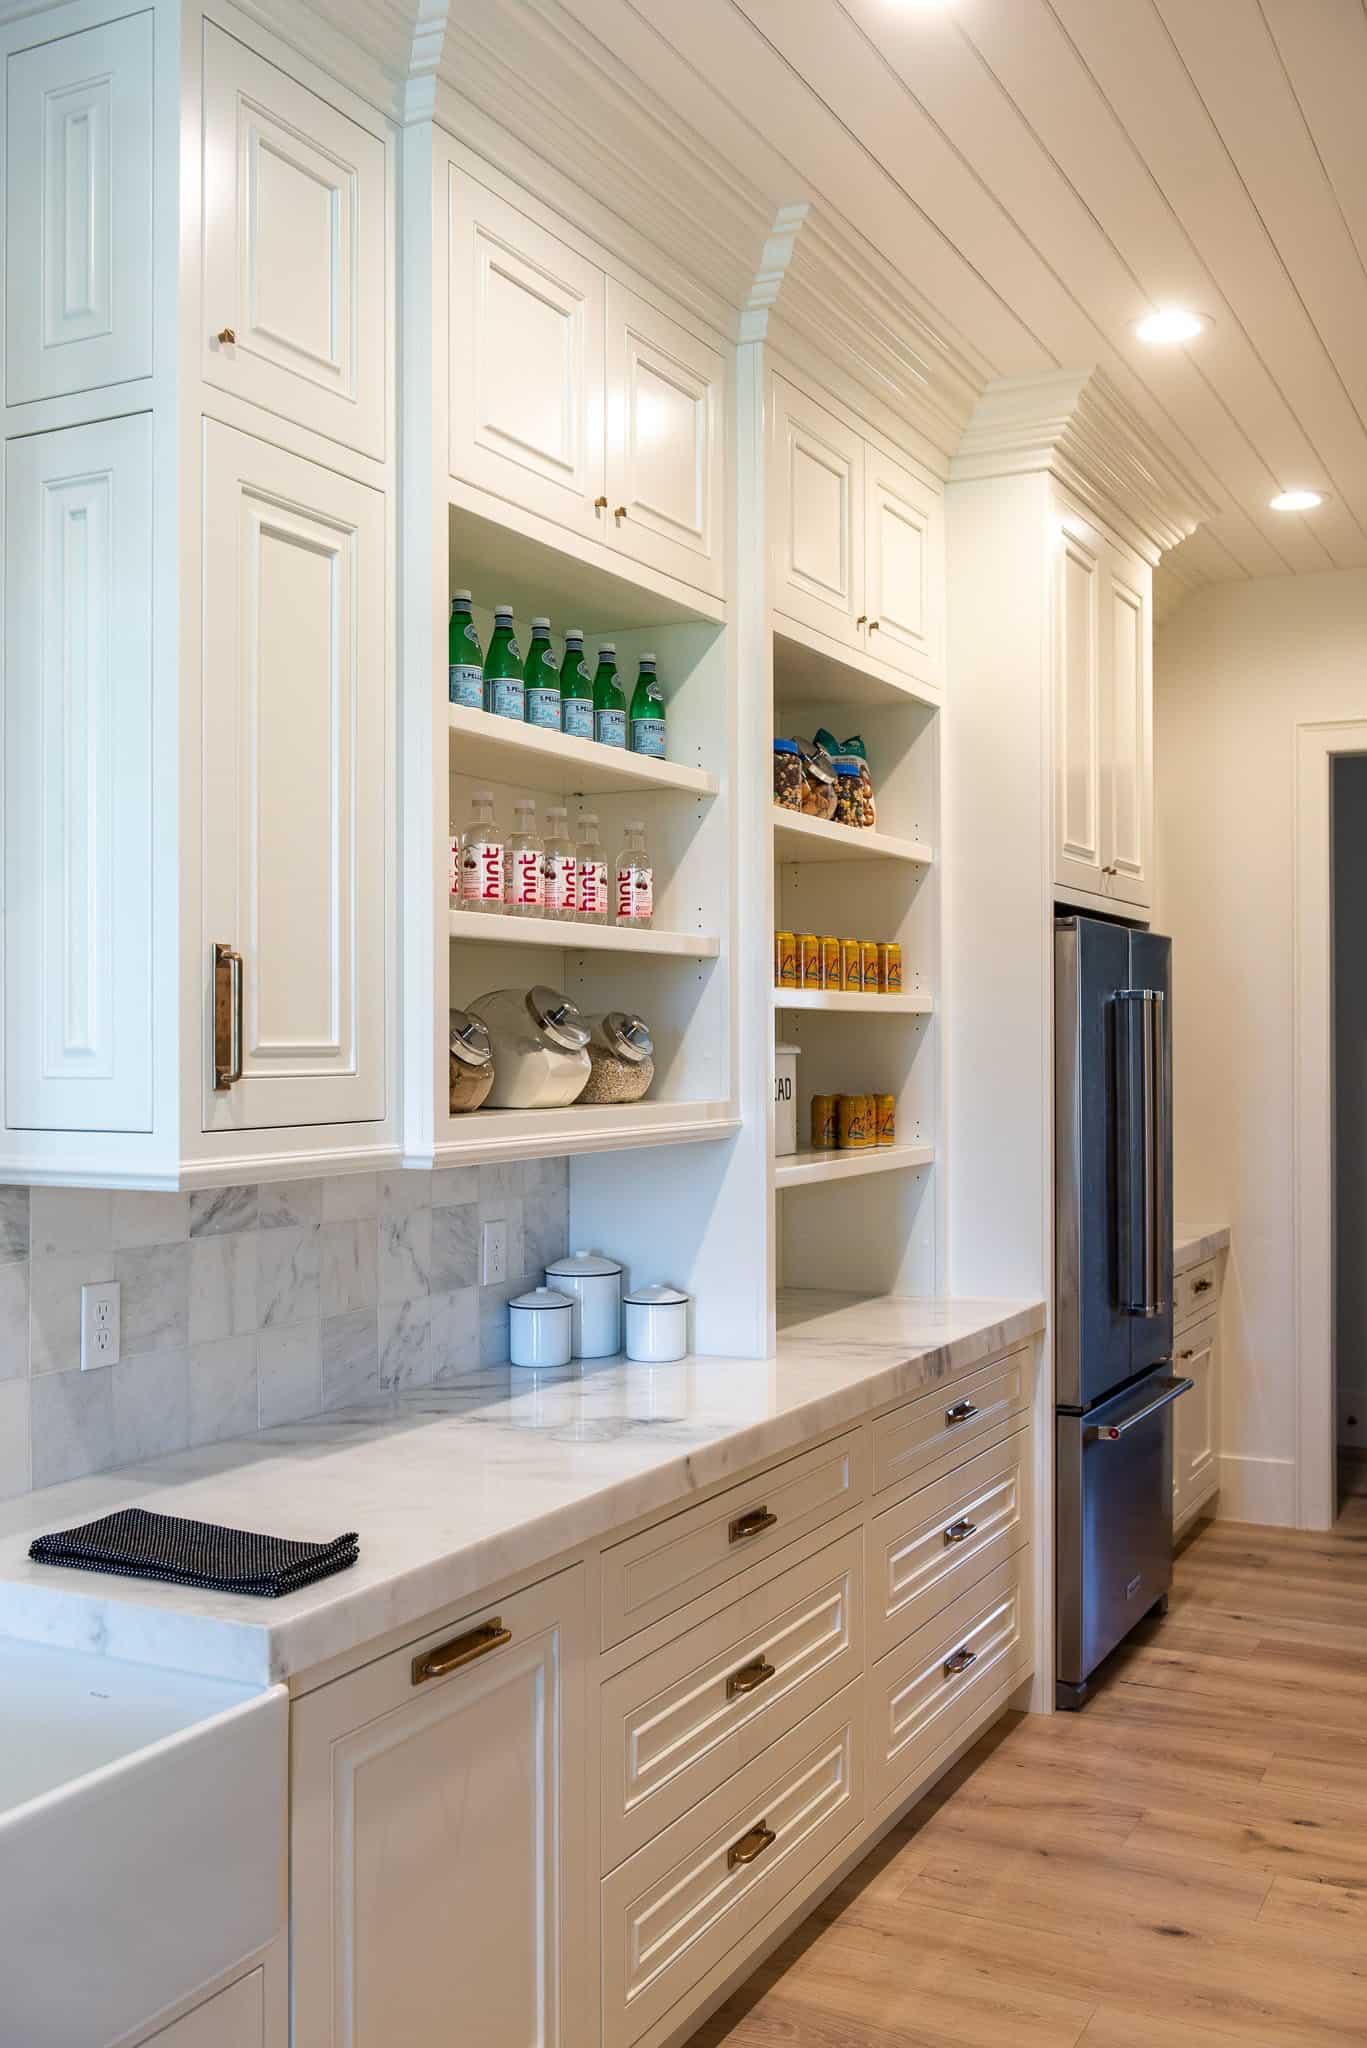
[5,413,154,1132]
[605,281,724,596]
[201,422,384,1132]
[771,376,864,650]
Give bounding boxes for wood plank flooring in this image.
[688,1490,1367,2048]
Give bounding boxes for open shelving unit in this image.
[451,911,719,959]
[773,810,933,867]
[774,1143,934,1190]
[774,987,931,1015]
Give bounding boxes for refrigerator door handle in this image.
[1148,987,1169,1316]
[1116,988,1166,1316]
[1084,1373,1193,1442]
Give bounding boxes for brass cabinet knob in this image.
[613,505,628,520]
[855,614,868,628]
[868,618,880,633]
[216,327,236,344]
[594,495,608,509]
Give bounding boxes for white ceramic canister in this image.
[545,1250,623,1358]
[622,1283,689,1364]
[508,1287,574,1369]
[774,1041,801,1156]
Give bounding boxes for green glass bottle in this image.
[559,629,593,740]
[592,643,626,749]
[483,605,523,720]
[447,590,483,709]
[523,617,560,730]
[628,653,666,758]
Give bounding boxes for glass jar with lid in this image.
[579,1011,655,1105]
[468,986,592,1108]
[448,1008,495,1113]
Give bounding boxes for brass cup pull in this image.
[213,942,244,1091]
[412,1618,511,1686]
[216,326,236,344]
[1193,1277,1214,1294]
[943,1518,977,1547]
[729,1506,778,1544]
[594,495,609,509]
[943,1645,977,1678]
[945,1399,979,1427]
[727,1819,777,1871]
[726,1657,776,1700]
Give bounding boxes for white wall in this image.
[1334,756,1367,1450]
[1154,568,1367,1523]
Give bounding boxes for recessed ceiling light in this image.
[1269,488,1325,512]
[1134,306,1207,346]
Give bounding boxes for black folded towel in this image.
[29,1506,359,1598]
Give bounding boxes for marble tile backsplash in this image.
[0,1160,569,1503]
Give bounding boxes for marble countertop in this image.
[0,1292,1043,1687]
[1174,1224,1230,1274]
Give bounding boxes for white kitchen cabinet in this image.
[1103,546,1152,907]
[4,413,154,1134]
[201,422,386,1133]
[201,23,386,461]
[5,12,154,406]
[1053,511,1104,896]
[605,281,724,596]
[1174,1314,1221,1529]
[864,445,942,685]
[290,1569,590,2048]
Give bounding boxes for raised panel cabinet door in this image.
[290,1570,589,2048]
[863,449,942,685]
[5,414,153,1132]
[449,168,606,540]
[1103,548,1153,908]
[604,282,725,597]
[201,23,386,461]
[1174,1318,1219,1519]
[5,13,154,405]
[202,422,385,1132]
[770,376,864,651]
[1052,505,1104,896]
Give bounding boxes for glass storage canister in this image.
[468,986,591,1109]
[579,1011,655,1106]
[448,1009,495,1114]
[508,1287,574,1370]
[773,737,803,811]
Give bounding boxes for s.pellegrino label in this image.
[629,663,666,758]
[448,596,483,709]
[595,706,626,748]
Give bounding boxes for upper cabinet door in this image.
[864,448,942,686]
[771,376,864,650]
[5,415,153,1133]
[201,24,386,461]
[604,282,725,597]
[1053,508,1105,898]
[1103,549,1152,909]
[5,13,154,405]
[448,169,606,541]
[202,423,385,1133]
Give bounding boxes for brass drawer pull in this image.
[945,1399,979,1427]
[729,1506,778,1544]
[213,942,244,1091]
[1180,1348,1195,1362]
[1193,1277,1214,1294]
[726,1657,776,1700]
[412,1618,511,1686]
[943,1645,977,1678]
[727,1819,776,1870]
[943,1518,978,1546]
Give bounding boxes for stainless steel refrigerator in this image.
[1055,915,1192,1708]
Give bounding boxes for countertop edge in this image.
[1174,1225,1231,1275]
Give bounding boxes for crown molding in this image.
[951,368,1219,564]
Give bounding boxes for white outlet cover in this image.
[81,1281,121,1370]
[480,1219,508,1287]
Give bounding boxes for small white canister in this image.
[623,1283,689,1364]
[774,1042,801,1156]
[544,1251,623,1358]
[508,1287,574,1370]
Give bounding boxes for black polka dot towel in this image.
[29,1506,359,1598]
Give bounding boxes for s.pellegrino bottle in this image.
[523,618,560,730]
[447,590,483,709]
[593,644,626,749]
[559,629,593,740]
[629,654,666,759]
[483,605,523,721]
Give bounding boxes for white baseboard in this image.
[1217,1452,1297,1526]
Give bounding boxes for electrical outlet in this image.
[480,1219,508,1287]
[80,1281,121,1370]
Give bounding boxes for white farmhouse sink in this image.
[0,1636,286,2048]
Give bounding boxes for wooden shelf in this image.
[773,809,933,866]
[448,704,717,800]
[432,1098,737,1166]
[773,987,930,1014]
[773,621,941,712]
[450,910,718,958]
[774,1144,934,1190]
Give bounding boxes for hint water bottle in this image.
[614,820,654,930]
[576,812,608,925]
[505,799,544,917]
[543,807,577,921]
[459,790,504,915]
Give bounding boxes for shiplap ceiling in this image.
[546,0,1367,615]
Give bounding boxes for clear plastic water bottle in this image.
[614,819,654,930]
[543,806,577,921]
[505,799,544,917]
[459,790,504,915]
[576,812,608,925]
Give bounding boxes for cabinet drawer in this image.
[603,1682,863,2048]
[868,1431,1032,1663]
[1175,1258,1219,1331]
[873,1348,1032,1497]
[602,1531,861,1870]
[868,1556,1032,1814]
[602,1432,866,1649]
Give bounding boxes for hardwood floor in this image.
[688,1500,1367,2048]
